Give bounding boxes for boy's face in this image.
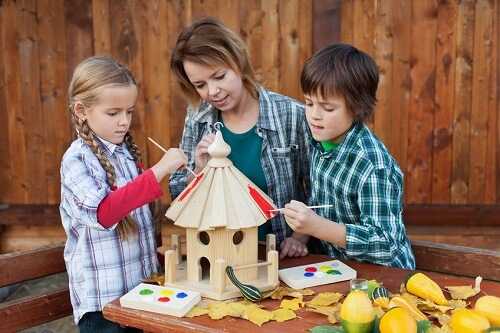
[304,93,354,143]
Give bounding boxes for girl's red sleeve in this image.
[97,169,163,228]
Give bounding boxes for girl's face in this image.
[183,60,245,112]
[77,84,137,144]
[304,93,354,143]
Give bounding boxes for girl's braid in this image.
[74,114,137,239]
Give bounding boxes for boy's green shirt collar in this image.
[320,140,339,152]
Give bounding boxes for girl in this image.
[60,56,187,332]
[169,17,311,259]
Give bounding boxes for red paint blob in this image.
[305,267,317,272]
[158,297,170,302]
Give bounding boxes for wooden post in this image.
[266,233,276,253]
[213,259,226,295]
[164,250,176,285]
[267,250,279,286]
[171,234,181,264]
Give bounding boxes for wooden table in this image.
[103,255,500,333]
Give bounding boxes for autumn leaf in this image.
[307,292,343,307]
[272,308,297,322]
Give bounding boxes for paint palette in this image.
[120,283,201,317]
[278,260,357,289]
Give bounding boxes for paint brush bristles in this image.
[269,204,334,213]
[147,137,197,177]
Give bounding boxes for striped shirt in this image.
[60,138,159,324]
[169,87,311,244]
[310,122,415,269]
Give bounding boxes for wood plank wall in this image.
[0,0,499,207]
[0,0,312,205]
[340,0,500,204]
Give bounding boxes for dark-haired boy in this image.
[283,43,415,269]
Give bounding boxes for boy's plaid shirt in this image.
[310,122,415,269]
[169,87,311,244]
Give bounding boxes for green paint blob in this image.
[139,288,154,296]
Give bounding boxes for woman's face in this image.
[183,60,245,112]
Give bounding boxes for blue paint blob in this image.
[304,272,315,277]
[176,292,188,298]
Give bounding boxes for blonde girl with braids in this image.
[60,56,187,332]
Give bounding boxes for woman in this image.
[169,17,311,259]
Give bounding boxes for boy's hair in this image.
[170,17,258,105]
[301,43,379,121]
[68,56,146,240]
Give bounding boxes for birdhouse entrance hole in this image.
[232,231,244,245]
[199,257,210,281]
[198,231,210,245]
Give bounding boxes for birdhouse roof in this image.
[166,130,277,231]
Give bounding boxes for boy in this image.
[283,43,415,269]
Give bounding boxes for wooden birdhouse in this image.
[163,127,280,300]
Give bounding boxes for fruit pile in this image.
[316,272,500,333]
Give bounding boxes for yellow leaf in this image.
[428,324,453,333]
[207,302,231,320]
[425,310,451,327]
[185,306,209,318]
[270,286,315,300]
[225,301,250,318]
[445,285,479,300]
[307,292,343,307]
[272,308,297,322]
[244,307,273,326]
[419,300,453,313]
[280,298,304,311]
[308,304,341,324]
[447,299,467,309]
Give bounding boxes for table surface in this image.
[103,255,500,333]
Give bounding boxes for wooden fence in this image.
[0,0,499,206]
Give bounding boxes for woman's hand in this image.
[194,133,216,172]
[279,236,308,259]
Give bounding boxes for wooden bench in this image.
[0,244,71,333]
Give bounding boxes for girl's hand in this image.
[282,200,320,235]
[279,236,308,259]
[152,148,188,182]
[194,133,215,172]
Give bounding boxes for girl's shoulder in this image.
[61,139,102,174]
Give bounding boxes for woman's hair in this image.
[301,43,379,122]
[170,17,258,105]
[68,56,144,240]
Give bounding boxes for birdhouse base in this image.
[163,249,279,301]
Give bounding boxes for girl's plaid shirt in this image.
[310,123,416,269]
[169,87,311,245]
[60,138,159,324]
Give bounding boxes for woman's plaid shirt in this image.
[169,87,311,244]
[310,123,415,269]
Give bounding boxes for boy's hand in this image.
[282,200,320,235]
[152,148,188,182]
[194,133,215,172]
[280,236,308,259]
